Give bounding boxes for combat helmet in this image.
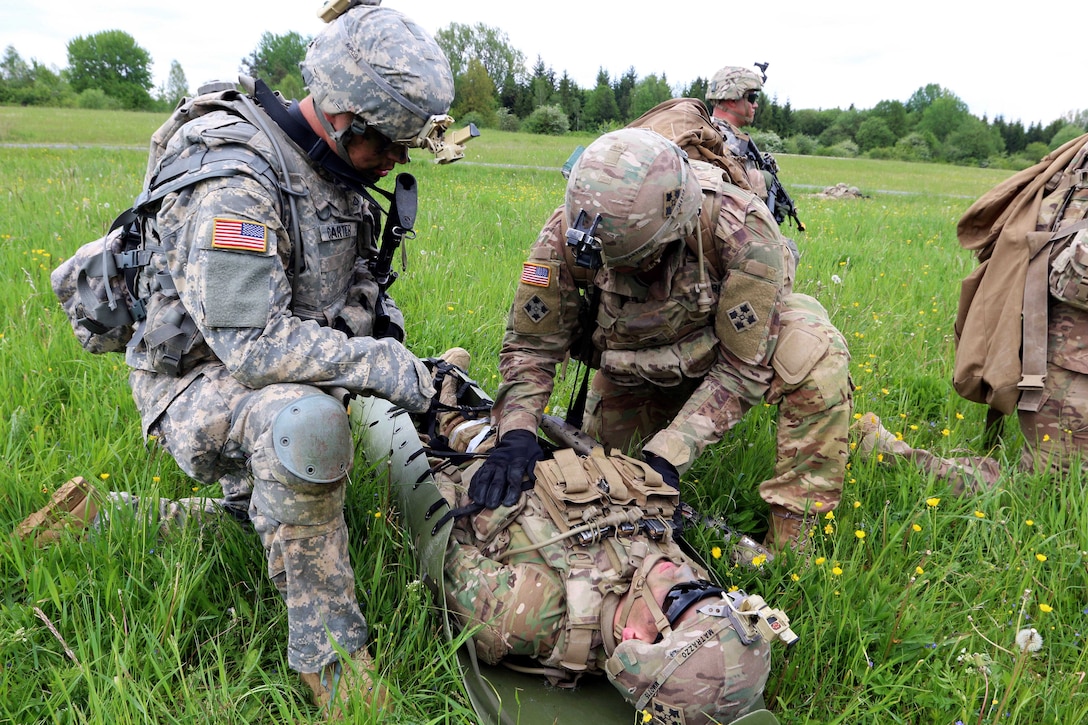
[565,128,702,269]
[604,580,773,725]
[301,0,455,164]
[706,65,763,102]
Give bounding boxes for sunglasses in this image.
[348,120,409,157]
[745,91,760,104]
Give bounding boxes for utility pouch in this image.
[1049,227,1088,311]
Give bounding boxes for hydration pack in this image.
[50,81,292,363]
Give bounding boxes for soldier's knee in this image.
[772,296,851,412]
[252,394,353,525]
[271,394,353,485]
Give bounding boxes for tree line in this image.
[3,25,1085,170]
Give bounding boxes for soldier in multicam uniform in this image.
[862,132,1088,484]
[472,128,852,552]
[30,0,454,716]
[706,66,771,202]
[416,348,787,725]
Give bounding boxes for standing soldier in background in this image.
[31,0,457,717]
[855,133,1088,493]
[469,128,851,553]
[707,65,804,231]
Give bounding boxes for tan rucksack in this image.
[953,133,1088,415]
[627,97,751,191]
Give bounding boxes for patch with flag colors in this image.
[520,262,551,288]
[212,218,268,253]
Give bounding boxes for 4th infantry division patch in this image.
[212,218,268,253]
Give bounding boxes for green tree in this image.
[905,83,944,114]
[529,56,554,109]
[452,57,498,127]
[161,60,189,108]
[870,99,909,138]
[856,116,896,152]
[682,76,708,102]
[916,94,971,142]
[66,30,153,109]
[435,23,526,89]
[944,115,1003,164]
[1051,123,1086,149]
[613,67,637,120]
[241,31,309,90]
[556,72,583,131]
[583,68,619,127]
[628,73,673,118]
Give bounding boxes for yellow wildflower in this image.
[926,497,940,508]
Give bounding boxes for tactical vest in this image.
[106,84,377,377]
[467,449,690,683]
[591,162,727,387]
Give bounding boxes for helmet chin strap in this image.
[313,104,358,167]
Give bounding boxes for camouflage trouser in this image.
[585,293,852,515]
[1018,363,1088,475]
[428,459,565,665]
[130,364,367,673]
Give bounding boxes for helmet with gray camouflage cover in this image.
[565,128,702,269]
[301,2,455,163]
[706,66,763,102]
[605,593,771,725]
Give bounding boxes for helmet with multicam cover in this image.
[706,66,763,102]
[605,588,772,725]
[301,1,455,163]
[565,128,702,269]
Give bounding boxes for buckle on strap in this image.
[1018,374,1046,391]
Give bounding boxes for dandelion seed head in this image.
[1015,627,1043,653]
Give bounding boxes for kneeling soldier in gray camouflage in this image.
[479,128,852,551]
[426,350,792,725]
[39,1,455,716]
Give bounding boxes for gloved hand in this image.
[643,452,680,490]
[468,429,544,509]
[363,337,435,413]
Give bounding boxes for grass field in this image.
[2,106,1085,725]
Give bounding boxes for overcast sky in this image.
[1,0,1083,128]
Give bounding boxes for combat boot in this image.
[15,477,100,546]
[299,647,390,719]
[762,504,816,553]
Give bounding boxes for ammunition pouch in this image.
[533,448,678,539]
[598,328,718,388]
[1049,226,1088,311]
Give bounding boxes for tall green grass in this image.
[2,106,1085,724]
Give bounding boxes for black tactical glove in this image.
[468,429,544,509]
[643,452,680,490]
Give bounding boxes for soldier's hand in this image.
[643,452,680,490]
[468,429,543,509]
[363,338,435,413]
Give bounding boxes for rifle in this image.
[369,172,417,339]
[539,413,776,566]
[744,136,805,232]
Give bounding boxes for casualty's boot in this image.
[15,477,100,546]
[299,647,390,719]
[762,504,816,553]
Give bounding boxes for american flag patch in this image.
[520,262,551,288]
[212,218,268,253]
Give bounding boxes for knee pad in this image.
[272,394,353,485]
[772,294,847,386]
